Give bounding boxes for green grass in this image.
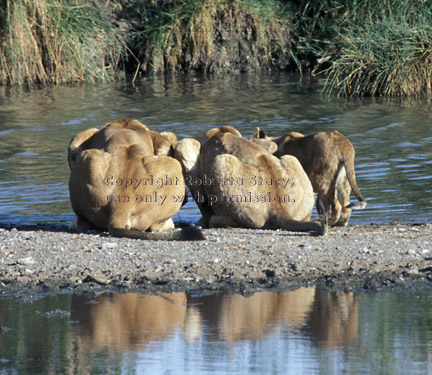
[314,0,432,97]
[1,0,431,98]
[0,0,124,85]
[127,0,294,73]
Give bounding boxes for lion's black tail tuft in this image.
[109,226,206,241]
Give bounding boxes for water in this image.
[0,73,432,374]
[0,288,431,375]
[0,73,431,226]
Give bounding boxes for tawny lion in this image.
[68,119,204,240]
[252,128,366,226]
[175,126,327,235]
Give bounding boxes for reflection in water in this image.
[1,288,431,374]
[72,292,189,351]
[0,73,431,225]
[192,287,316,342]
[70,287,358,352]
[305,291,359,349]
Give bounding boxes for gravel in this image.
[0,223,431,293]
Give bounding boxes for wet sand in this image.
[0,223,431,294]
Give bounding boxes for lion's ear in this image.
[68,128,99,152]
[68,128,99,170]
[258,127,267,139]
[252,127,268,139]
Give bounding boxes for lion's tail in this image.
[341,144,367,210]
[109,226,206,241]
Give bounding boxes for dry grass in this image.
[0,0,125,85]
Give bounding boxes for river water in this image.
[0,73,431,374]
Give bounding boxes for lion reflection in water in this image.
[71,292,200,351]
[70,288,358,356]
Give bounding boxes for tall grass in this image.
[1,0,431,98]
[290,0,344,69]
[127,0,294,73]
[320,0,432,97]
[0,0,124,85]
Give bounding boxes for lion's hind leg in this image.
[334,166,353,226]
[315,192,329,235]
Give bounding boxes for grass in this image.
[315,0,432,97]
[0,0,124,85]
[127,0,294,73]
[1,0,431,98]
[324,18,432,97]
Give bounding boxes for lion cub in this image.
[253,128,366,227]
[68,119,204,240]
[175,126,328,235]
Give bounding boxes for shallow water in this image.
[0,288,431,375]
[0,73,431,225]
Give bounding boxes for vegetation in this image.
[125,0,294,73]
[318,0,432,98]
[1,0,432,98]
[0,0,124,85]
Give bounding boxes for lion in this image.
[68,119,205,241]
[252,128,366,226]
[151,130,178,156]
[175,126,328,235]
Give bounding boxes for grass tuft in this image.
[0,0,125,86]
[319,0,432,97]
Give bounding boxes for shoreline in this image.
[1,223,432,294]
[3,1,431,98]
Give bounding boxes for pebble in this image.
[101,242,118,250]
[18,257,35,266]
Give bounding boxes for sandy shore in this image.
[0,223,431,294]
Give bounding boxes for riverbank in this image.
[2,0,431,97]
[1,223,431,294]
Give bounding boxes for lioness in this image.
[253,128,366,226]
[175,126,327,235]
[68,119,205,240]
